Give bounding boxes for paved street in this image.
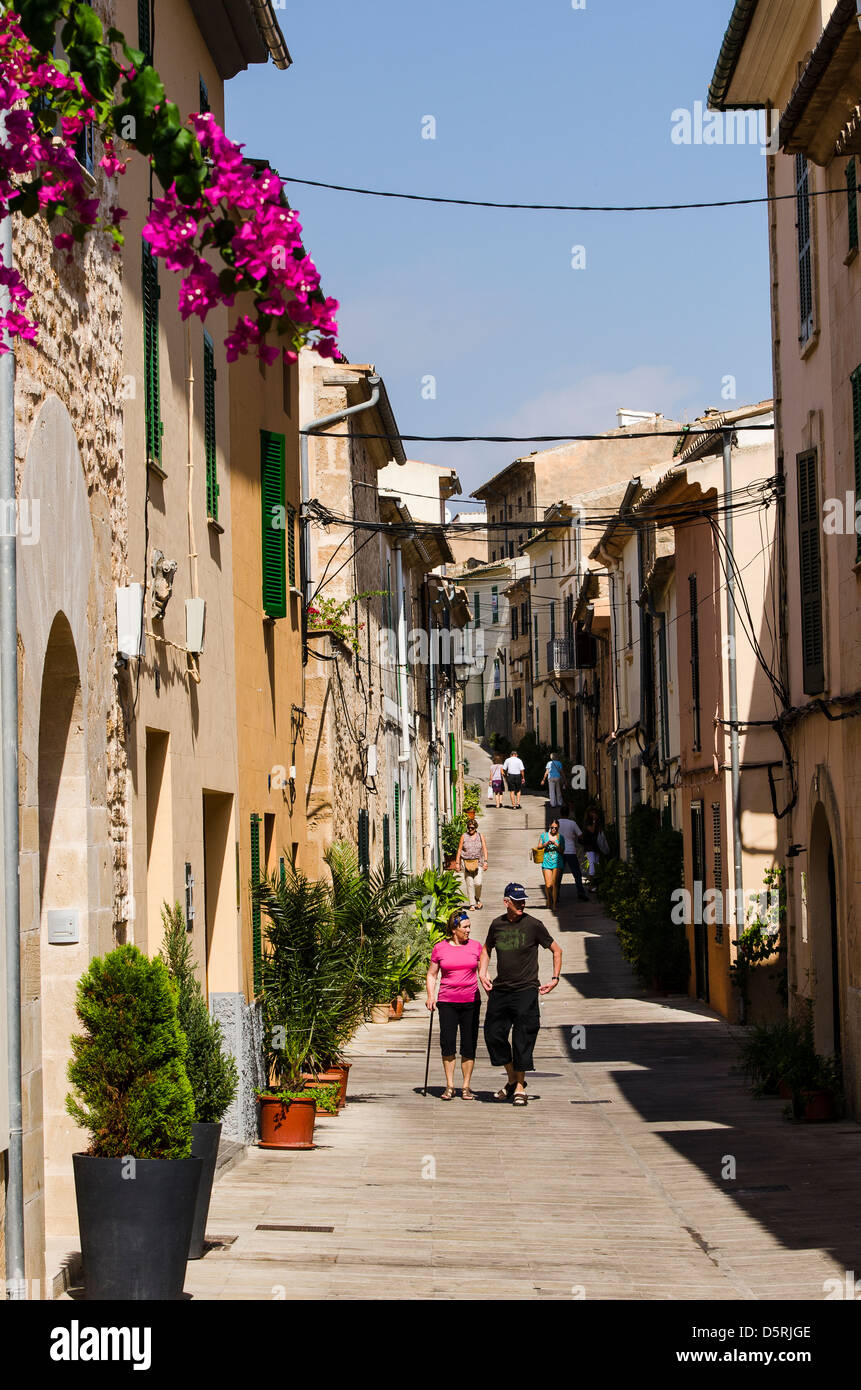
[184,744,861,1301]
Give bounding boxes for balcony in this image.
[547,631,597,674]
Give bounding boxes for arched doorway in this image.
[808,802,841,1057]
[38,612,89,1235]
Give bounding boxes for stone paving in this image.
[183,743,861,1301]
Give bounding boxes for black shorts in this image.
[483,987,541,1072]
[437,996,481,1059]
[507,774,522,791]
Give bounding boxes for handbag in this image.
[463,858,479,873]
[531,845,545,865]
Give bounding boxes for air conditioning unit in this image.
[186,598,206,655]
[116,584,144,659]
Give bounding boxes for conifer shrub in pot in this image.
[161,904,238,1258]
[67,944,201,1300]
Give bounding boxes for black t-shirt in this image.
[484,912,554,991]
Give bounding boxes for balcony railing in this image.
[547,632,597,673]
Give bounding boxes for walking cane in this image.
[423,1006,434,1096]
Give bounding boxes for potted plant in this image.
[160,903,238,1259]
[67,944,201,1300]
[440,814,467,870]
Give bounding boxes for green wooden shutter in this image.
[138,0,152,60]
[287,504,296,588]
[394,785,400,868]
[797,449,824,694]
[203,333,218,519]
[142,240,162,467]
[853,367,861,563]
[382,813,391,876]
[261,430,287,618]
[358,809,369,874]
[848,159,858,254]
[449,733,457,816]
[250,814,262,995]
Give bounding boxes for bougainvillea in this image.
[0,1,338,360]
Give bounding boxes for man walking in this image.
[479,883,562,1105]
[557,804,590,902]
[541,750,565,807]
[502,750,525,809]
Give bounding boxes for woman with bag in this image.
[490,754,505,809]
[536,819,564,911]
[426,909,483,1100]
[580,804,604,881]
[455,817,489,910]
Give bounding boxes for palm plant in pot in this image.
[325,842,417,1026]
[67,944,200,1300]
[160,903,238,1257]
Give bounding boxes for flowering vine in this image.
[306,591,385,656]
[0,1,338,360]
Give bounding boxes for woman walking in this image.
[538,819,564,911]
[455,816,488,910]
[580,804,603,881]
[490,754,505,809]
[426,909,483,1100]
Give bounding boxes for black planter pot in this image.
[73,1153,202,1300]
[188,1121,222,1260]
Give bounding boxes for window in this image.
[493,659,501,696]
[550,701,558,749]
[507,540,514,558]
[261,430,287,618]
[491,586,499,623]
[689,573,701,749]
[518,495,523,512]
[473,591,480,628]
[626,583,633,651]
[533,614,539,677]
[138,0,152,61]
[796,152,813,345]
[691,800,709,1001]
[394,783,401,867]
[199,75,211,115]
[797,448,824,693]
[848,159,858,255]
[521,601,528,632]
[142,239,162,467]
[250,814,262,994]
[491,550,497,561]
[518,533,523,548]
[853,367,861,562]
[357,809,370,874]
[511,606,518,639]
[203,332,219,520]
[514,687,522,725]
[712,803,724,946]
[549,600,556,640]
[382,813,391,876]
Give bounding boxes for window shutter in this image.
[853,367,861,563]
[491,586,498,623]
[199,75,210,115]
[138,0,152,60]
[142,240,162,467]
[473,592,480,628]
[250,815,262,995]
[689,574,701,750]
[286,504,296,588]
[797,449,824,693]
[382,813,391,877]
[796,153,813,343]
[261,430,287,618]
[711,803,723,946]
[358,809,369,874]
[394,785,401,868]
[848,159,858,254]
[203,333,218,519]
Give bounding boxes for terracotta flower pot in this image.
[800,1088,836,1122]
[258,1094,316,1150]
[300,1076,341,1117]
[389,995,404,1020]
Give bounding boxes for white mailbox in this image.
[47,909,79,945]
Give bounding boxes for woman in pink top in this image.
[426,909,483,1100]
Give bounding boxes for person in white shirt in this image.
[502,752,525,809]
[556,806,590,902]
[541,752,565,807]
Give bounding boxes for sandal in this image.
[513,1092,528,1106]
[441,1087,455,1100]
[461,1088,477,1100]
[494,1084,514,1100]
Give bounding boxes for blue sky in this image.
[227,0,772,501]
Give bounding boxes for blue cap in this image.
[504,882,527,902]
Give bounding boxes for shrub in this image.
[66,944,194,1159]
[463,781,483,818]
[160,902,238,1125]
[516,731,552,788]
[441,813,467,860]
[596,813,689,990]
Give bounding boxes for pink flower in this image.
[53,232,74,251]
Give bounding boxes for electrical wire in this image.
[301,426,775,443]
[284,175,845,215]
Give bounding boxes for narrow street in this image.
[183,744,861,1301]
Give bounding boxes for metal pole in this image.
[1,212,25,1298]
[722,427,746,1023]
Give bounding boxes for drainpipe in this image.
[300,373,381,662]
[1,212,24,1298]
[393,538,410,769]
[723,427,746,1022]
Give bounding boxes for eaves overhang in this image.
[708,0,763,110]
[189,0,291,79]
[778,0,861,164]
